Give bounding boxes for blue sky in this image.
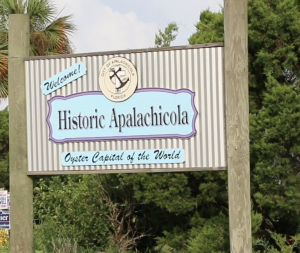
[56,0,222,53]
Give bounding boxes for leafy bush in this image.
[34,175,110,252]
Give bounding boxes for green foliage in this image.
[155,227,189,252]
[0,247,8,253]
[188,9,224,45]
[104,246,136,253]
[253,231,300,252]
[155,22,178,47]
[121,171,228,216]
[34,175,110,252]
[0,109,8,189]
[120,172,229,252]
[253,237,280,253]
[269,230,300,252]
[34,231,95,253]
[251,77,300,221]
[123,173,194,214]
[34,175,150,252]
[248,0,300,112]
[251,209,263,234]
[153,212,229,253]
[187,213,229,253]
[152,208,262,253]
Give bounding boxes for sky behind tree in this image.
[55,0,222,53]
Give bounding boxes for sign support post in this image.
[224,0,252,252]
[8,14,33,253]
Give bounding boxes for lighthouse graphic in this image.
[109,66,130,93]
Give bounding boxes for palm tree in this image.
[0,42,8,98]
[0,0,76,98]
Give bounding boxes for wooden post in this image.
[8,14,33,253]
[224,0,252,252]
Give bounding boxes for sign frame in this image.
[24,43,226,175]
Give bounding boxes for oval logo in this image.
[99,57,138,102]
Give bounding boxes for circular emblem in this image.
[99,57,138,102]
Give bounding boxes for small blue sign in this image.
[62,149,185,166]
[0,211,10,230]
[41,62,87,95]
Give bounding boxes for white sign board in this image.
[25,43,226,174]
[0,191,8,210]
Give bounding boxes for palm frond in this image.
[27,0,55,30]
[0,42,8,98]
[0,0,76,95]
[0,77,8,98]
[0,43,8,77]
[43,14,75,55]
[0,0,26,16]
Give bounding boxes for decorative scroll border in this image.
[47,88,198,143]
